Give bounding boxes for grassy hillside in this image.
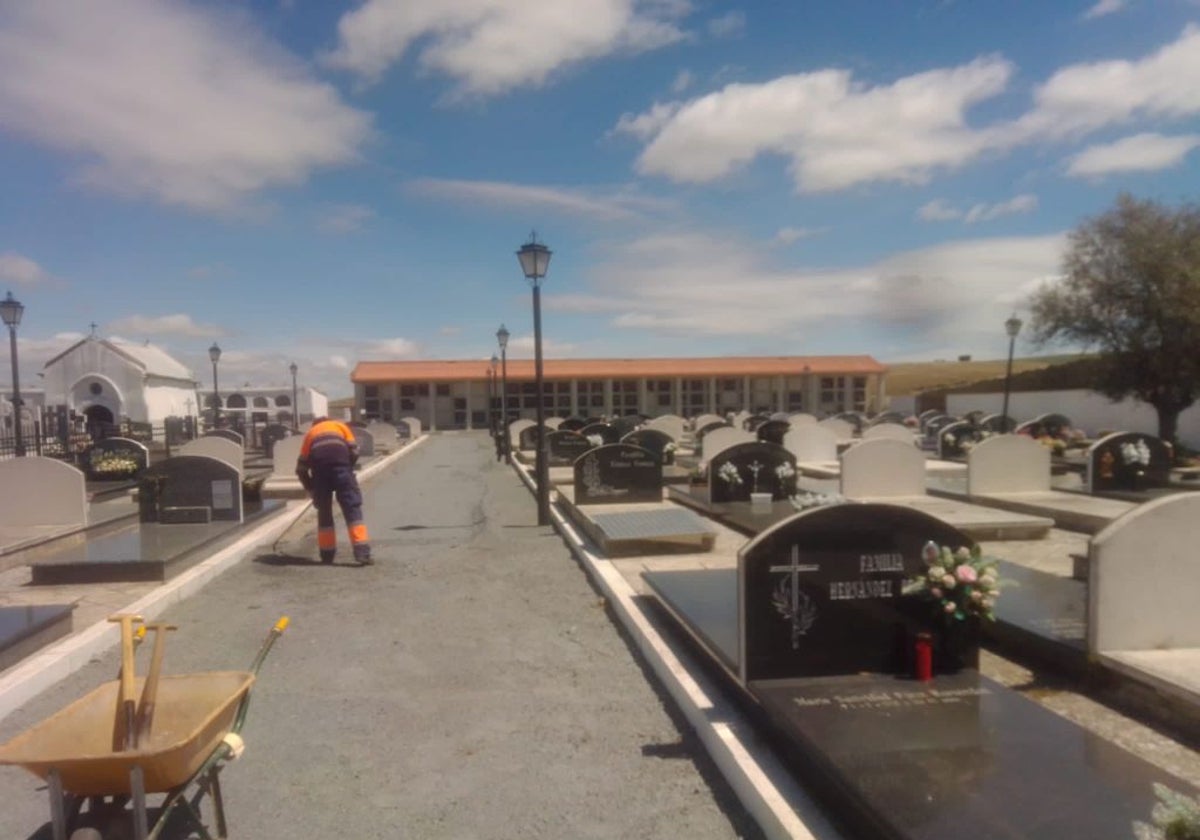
[883,355,1083,396]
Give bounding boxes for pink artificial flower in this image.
[930,587,943,599]
[944,602,957,614]
[955,565,978,584]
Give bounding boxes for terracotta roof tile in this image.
[352,355,886,383]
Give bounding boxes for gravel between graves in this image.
[0,432,762,839]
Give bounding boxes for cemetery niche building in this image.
[352,355,888,431]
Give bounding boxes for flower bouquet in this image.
[904,541,1001,623]
[90,451,142,480]
[717,461,743,487]
[1133,783,1200,840]
[1121,439,1152,467]
[790,491,845,511]
[775,462,797,496]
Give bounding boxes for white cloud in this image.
[0,1,371,213]
[918,200,962,222]
[1066,132,1200,176]
[108,314,225,338]
[963,194,1038,224]
[324,0,689,97]
[548,230,1065,355]
[367,337,421,357]
[317,204,375,234]
[329,355,350,370]
[1014,25,1200,141]
[774,226,828,244]
[1082,0,1127,19]
[670,69,694,94]
[620,56,1012,191]
[0,253,53,286]
[708,11,746,38]
[504,334,579,357]
[406,178,672,221]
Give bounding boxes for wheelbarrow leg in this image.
[129,765,149,840]
[207,767,228,838]
[48,769,67,840]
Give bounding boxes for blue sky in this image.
[1,0,1199,399]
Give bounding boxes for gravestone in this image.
[692,417,727,439]
[644,414,685,443]
[1085,431,1171,494]
[579,422,620,446]
[739,503,974,680]
[179,435,243,471]
[544,416,564,430]
[787,412,817,426]
[840,438,924,499]
[546,429,593,466]
[867,411,906,427]
[365,421,398,451]
[508,419,535,451]
[700,427,755,462]
[623,428,677,465]
[756,419,790,445]
[0,457,87,527]
[270,435,304,477]
[817,417,855,439]
[138,454,243,524]
[862,423,914,442]
[917,409,941,428]
[743,414,771,432]
[204,428,244,447]
[979,412,1014,434]
[782,425,838,463]
[936,420,983,460]
[350,426,375,458]
[925,414,959,441]
[966,434,1050,495]
[164,416,189,447]
[559,416,587,432]
[518,424,545,451]
[709,442,798,503]
[609,415,643,437]
[259,424,292,459]
[574,444,663,505]
[399,416,422,437]
[834,412,866,434]
[394,421,412,440]
[82,437,149,481]
[1017,413,1072,440]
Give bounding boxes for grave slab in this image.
[0,604,74,673]
[28,500,284,584]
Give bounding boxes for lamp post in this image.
[1001,314,1022,433]
[1,291,26,456]
[497,323,510,463]
[516,232,552,526]
[289,362,299,431]
[489,353,499,434]
[208,342,222,428]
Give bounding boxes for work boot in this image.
[320,549,336,564]
[354,547,373,566]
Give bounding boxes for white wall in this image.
[946,389,1200,449]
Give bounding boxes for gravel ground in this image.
[0,433,761,840]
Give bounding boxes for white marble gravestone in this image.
[862,423,916,443]
[178,435,243,471]
[782,424,838,463]
[967,435,1050,495]
[645,414,685,443]
[839,438,925,499]
[700,427,755,462]
[817,417,855,440]
[270,435,304,478]
[0,457,87,527]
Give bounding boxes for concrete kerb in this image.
[512,459,837,840]
[0,435,429,723]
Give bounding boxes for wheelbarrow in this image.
[0,617,288,840]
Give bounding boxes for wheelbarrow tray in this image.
[0,670,254,796]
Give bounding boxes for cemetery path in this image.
[0,431,762,840]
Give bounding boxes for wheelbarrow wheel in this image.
[68,830,103,840]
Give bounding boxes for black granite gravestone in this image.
[546,429,593,465]
[579,423,620,445]
[739,503,973,681]
[743,414,770,432]
[138,455,243,524]
[622,428,676,465]
[609,415,644,437]
[83,436,149,481]
[1016,412,1072,439]
[1087,431,1171,493]
[868,411,907,427]
[936,420,982,460]
[979,413,1013,434]
[756,419,790,445]
[835,412,866,434]
[164,416,188,447]
[0,604,74,672]
[574,444,662,505]
[708,442,798,503]
[694,420,730,442]
[204,428,244,447]
[559,416,587,432]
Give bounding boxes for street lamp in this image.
[208,342,222,428]
[496,323,510,463]
[1001,314,1022,433]
[517,232,552,526]
[489,353,499,434]
[289,362,299,432]
[1,291,26,456]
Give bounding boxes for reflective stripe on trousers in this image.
[311,464,370,554]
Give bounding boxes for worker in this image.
[296,417,373,565]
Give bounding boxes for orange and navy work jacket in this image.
[298,420,359,469]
